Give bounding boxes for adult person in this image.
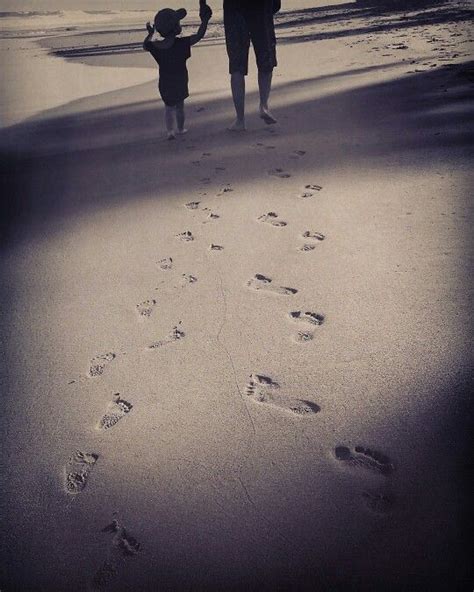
[217,0,281,131]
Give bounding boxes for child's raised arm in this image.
[189,4,212,46]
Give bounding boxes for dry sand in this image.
[1,2,473,591]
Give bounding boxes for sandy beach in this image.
[1,1,473,590]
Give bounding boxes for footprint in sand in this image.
[289,311,325,326]
[148,325,185,349]
[304,184,323,192]
[298,232,325,252]
[158,257,173,270]
[247,274,297,295]
[299,191,315,199]
[64,450,98,495]
[91,519,141,591]
[176,231,194,242]
[89,353,116,378]
[210,244,224,251]
[181,273,197,285]
[136,299,157,319]
[302,231,325,242]
[185,201,200,210]
[289,149,306,159]
[269,168,291,179]
[97,394,132,431]
[245,374,320,416]
[102,519,141,556]
[257,212,287,227]
[294,330,314,342]
[203,212,220,223]
[334,445,394,475]
[362,490,395,514]
[217,184,233,196]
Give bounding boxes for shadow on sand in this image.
[1,60,473,245]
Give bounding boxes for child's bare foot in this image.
[227,119,246,132]
[177,128,188,135]
[259,106,277,125]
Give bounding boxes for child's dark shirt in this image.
[144,37,192,107]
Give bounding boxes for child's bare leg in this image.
[165,105,176,139]
[176,101,187,134]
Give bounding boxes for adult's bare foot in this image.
[259,106,277,125]
[227,119,246,132]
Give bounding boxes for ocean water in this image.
[0,0,349,37]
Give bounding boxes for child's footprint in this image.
[203,212,220,223]
[158,257,173,270]
[217,184,233,196]
[185,201,200,210]
[64,450,98,495]
[148,325,185,349]
[89,353,116,378]
[181,273,197,285]
[247,274,297,295]
[210,244,224,251]
[269,168,291,179]
[334,445,394,475]
[97,394,132,431]
[304,183,322,191]
[257,212,287,227]
[176,231,194,242]
[136,299,157,319]
[290,150,306,159]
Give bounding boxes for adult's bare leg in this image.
[258,69,277,125]
[228,72,246,131]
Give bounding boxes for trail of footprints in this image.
[65,143,395,585]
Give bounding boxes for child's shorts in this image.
[223,0,277,75]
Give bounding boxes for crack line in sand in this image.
[214,268,257,440]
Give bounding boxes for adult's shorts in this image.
[223,0,278,75]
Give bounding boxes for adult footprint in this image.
[304,183,322,191]
[102,519,141,556]
[302,231,325,242]
[64,450,98,495]
[245,374,320,416]
[136,299,157,319]
[185,201,200,210]
[257,212,287,227]
[89,353,116,378]
[334,445,394,475]
[289,311,325,326]
[97,394,132,431]
[148,325,185,349]
[247,274,297,295]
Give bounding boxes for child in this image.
[143,4,212,140]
